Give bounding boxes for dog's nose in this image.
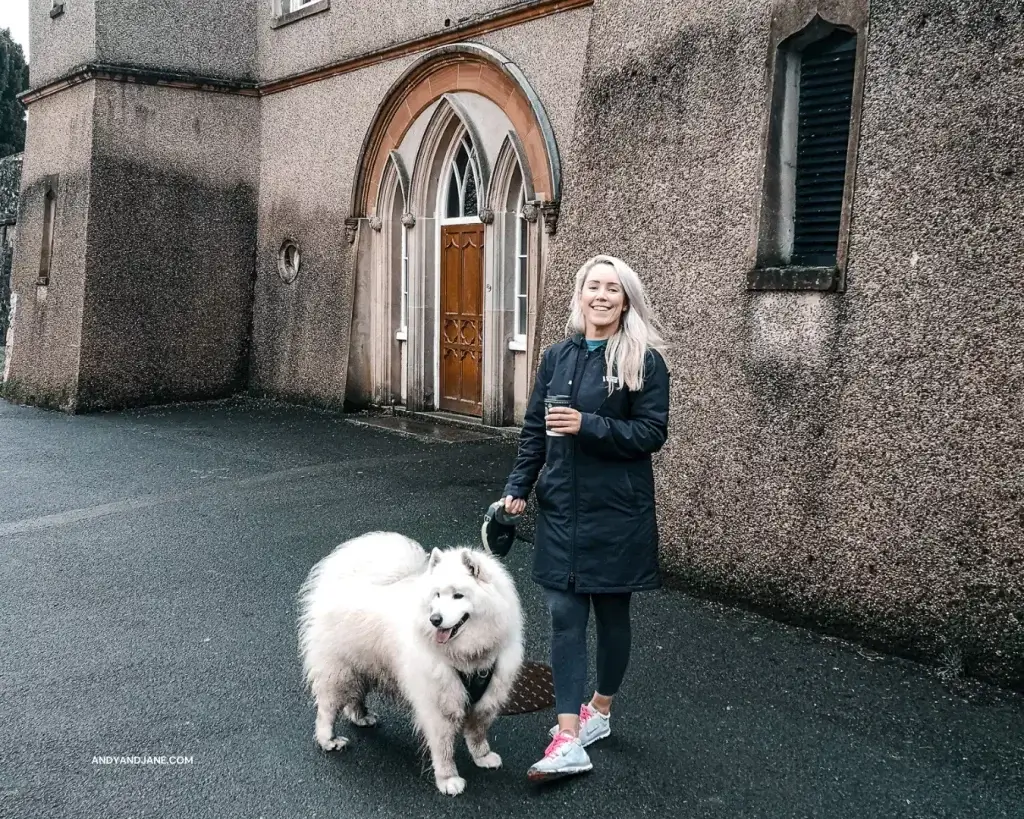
[430,614,443,627]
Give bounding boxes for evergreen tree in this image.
[0,29,29,158]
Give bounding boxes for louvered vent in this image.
[792,31,856,267]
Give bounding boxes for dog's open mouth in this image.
[435,613,470,645]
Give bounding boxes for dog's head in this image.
[423,548,491,648]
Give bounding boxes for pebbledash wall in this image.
[5,0,1023,686]
[6,0,260,409]
[543,0,1024,687]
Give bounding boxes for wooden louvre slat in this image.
[792,31,857,267]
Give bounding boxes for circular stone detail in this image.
[278,239,300,284]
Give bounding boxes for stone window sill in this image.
[271,0,330,29]
[747,266,843,293]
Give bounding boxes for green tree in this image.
[0,29,29,158]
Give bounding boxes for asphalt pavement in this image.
[1,397,1021,819]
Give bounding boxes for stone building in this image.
[5,0,1022,686]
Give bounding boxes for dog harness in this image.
[458,665,496,706]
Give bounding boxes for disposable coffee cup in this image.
[544,395,571,437]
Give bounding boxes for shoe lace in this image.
[544,731,575,757]
[579,703,595,725]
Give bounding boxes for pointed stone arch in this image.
[384,150,411,215]
[408,95,486,220]
[348,43,561,423]
[351,43,560,226]
[488,131,534,214]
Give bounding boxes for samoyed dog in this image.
[297,531,524,795]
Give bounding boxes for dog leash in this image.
[481,500,522,557]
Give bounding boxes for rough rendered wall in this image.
[831,0,1024,683]
[543,0,1024,685]
[258,0,523,82]
[28,0,97,87]
[476,7,591,196]
[75,83,259,410]
[253,10,590,407]
[95,0,260,81]
[3,85,94,409]
[252,61,407,407]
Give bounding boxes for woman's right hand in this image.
[503,495,526,515]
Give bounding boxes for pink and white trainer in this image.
[548,703,611,748]
[527,731,593,782]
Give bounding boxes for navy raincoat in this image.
[503,334,670,593]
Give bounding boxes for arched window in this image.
[444,135,480,219]
[514,187,528,342]
[399,219,409,335]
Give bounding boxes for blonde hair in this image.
[565,255,666,392]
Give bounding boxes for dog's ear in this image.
[429,548,443,570]
[462,550,487,581]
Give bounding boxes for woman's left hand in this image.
[546,406,582,436]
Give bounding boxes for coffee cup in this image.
[544,394,571,437]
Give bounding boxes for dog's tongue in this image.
[435,627,453,645]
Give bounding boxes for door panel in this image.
[439,224,484,416]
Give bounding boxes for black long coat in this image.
[503,335,670,593]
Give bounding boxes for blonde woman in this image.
[502,255,670,781]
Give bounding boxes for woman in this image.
[502,254,670,781]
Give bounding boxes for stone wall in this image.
[3,85,94,409]
[14,0,1023,685]
[75,83,260,410]
[541,0,1024,686]
[256,0,525,82]
[28,0,97,87]
[251,9,591,407]
[95,0,259,81]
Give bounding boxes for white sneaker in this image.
[548,703,611,748]
[527,731,593,782]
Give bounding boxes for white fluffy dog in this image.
[297,531,524,795]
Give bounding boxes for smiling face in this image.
[425,549,479,645]
[580,263,627,339]
[428,584,473,644]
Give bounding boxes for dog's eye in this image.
[452,593,464,600]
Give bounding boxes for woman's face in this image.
[580,264,626,337]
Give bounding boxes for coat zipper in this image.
[567,344,589,588]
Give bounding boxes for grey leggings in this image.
[543,588,633,715]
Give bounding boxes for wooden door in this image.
[439,224,484,416]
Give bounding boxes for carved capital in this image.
[539,200,560,236]
[401,212,416,229]
[368,216,383,232]
[344,217,360,245]
[521,202,540,223]
[478,207,495,225]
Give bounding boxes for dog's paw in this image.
[317,735,350,752]
[436,776,466,796]
[343,705,377,727]
[473,751,502,769]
